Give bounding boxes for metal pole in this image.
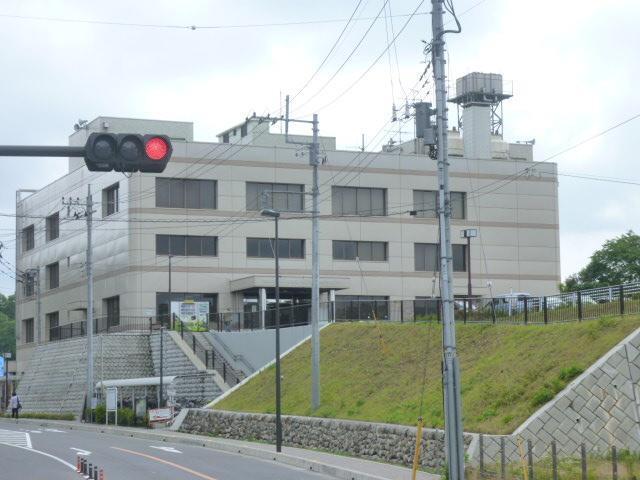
[159,326,164,408]
[86,185,94,421]
[274,214,283,452]
[467,235,472,297]
[311,113,321,411]
[168,254,172,328]
[35,270,42,345]
[431,1,465,478]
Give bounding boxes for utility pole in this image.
[168,254,173,329]
[431,1,465,478]
[65,188,94,419]
[283,96,321,411]
[86,185,95,419]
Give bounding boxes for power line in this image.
[0,11,429,31]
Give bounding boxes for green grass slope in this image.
[215,316,640,434]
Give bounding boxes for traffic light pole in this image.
[431,1,465,479]
[0,146,85,157]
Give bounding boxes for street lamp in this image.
[261,207,283,453]
[460,229,478,297]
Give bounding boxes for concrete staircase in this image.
[17,333,153,416]
[149,330,225,408]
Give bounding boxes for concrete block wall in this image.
[475,327,640,463]
[16,333,153,416]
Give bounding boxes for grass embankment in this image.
[216,316,640,434]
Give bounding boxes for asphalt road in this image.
[0,422,335,480]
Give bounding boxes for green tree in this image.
[0,293,16,357]
[561,231,640,292]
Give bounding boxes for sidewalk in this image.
[0,417,440,480]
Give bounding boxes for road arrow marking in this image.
[150,446,182,454]
[70,447,91,456]
[45,428,66,433]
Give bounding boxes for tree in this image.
[560,231,640,292]
[0,293,15,357]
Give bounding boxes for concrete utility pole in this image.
[431,1,465,478]
[284,96,321,411]
[86,186,95,418]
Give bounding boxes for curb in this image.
[0,418,393,480]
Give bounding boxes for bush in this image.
[3,412,75,421]
[531,388,554,407]
[559,365,584,382]
[117,407,135,427]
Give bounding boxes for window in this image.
[46,262,59,289]
[412,190,466,219]
[156,235,218,256]
[332,186,386,216]
[332,241,387,261]
[103,183,119,217]
[240,122,248,137]
[246,238,305,259]
[46,212,59,242]
[335,295,389,321]
[24,273,35,297]
[22,225,34,251]
[23,318,34,344]
[245,182,304,212]
[155,178,217,209]
[104,296,120,327]
[46,311,59,340]
[222,133,229,143]
[414,243,466,272]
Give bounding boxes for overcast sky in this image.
[0,0,638,295]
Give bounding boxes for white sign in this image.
[106,387,118,411]
[171,301,209,324]
[148,407,173,423]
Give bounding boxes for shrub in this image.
[117,407,135,427]
[559,365,584,382]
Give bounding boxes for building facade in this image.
[14,109,560,373]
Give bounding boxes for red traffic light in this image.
[145,137,169,161]
[84,133,172,173]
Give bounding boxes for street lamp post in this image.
[261,208,283,453]
[460,229,478,297]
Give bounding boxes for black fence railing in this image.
[177,321,245,386]
[45,282,640,343]
[48,315,165,342]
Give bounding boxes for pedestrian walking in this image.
[10,391,21,422]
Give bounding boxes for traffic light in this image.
[84,133,172,173]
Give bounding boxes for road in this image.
[0,422,335,479]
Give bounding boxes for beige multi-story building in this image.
[14,95,560,373]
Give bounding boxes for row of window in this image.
[21,180,466,253]
[154,234,467,270]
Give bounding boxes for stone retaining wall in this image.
[179,409,472,469]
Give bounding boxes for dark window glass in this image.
[240,122,248,137]
[450,192,466,219]
[47,311,59,340]
[156,178,217,209]
[105,296,120,327]
[156,235,217,256]
[334,295,389,321]
[222,133,229,143]
[156,292,218,320]
[46,262,59,289]
[245,182,304,212]
[170,235,186,256]
[46,213,59,242]
[24,273,35,297]
[247,238,304,258]
[22,225,35,251]
[156,178,171,207]
[414,243,466,271]
[103,183,119,217]
[332,241,386,261]
[23,318,34,344]
[412,190,466,219]
[332,187,386,216]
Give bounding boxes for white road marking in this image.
[150,446,182,454]
[0,429,32,448]
[0,442,75,470]
[70,447,91,456]
[28,430,42,434]
[44,428,66,433]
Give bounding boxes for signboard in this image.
[0,357,4,378]
[106,386,118,411]
[171,300,209,324]
[148,407,173,423]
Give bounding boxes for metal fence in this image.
[473,434,636,480]
[45,281,640,342]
